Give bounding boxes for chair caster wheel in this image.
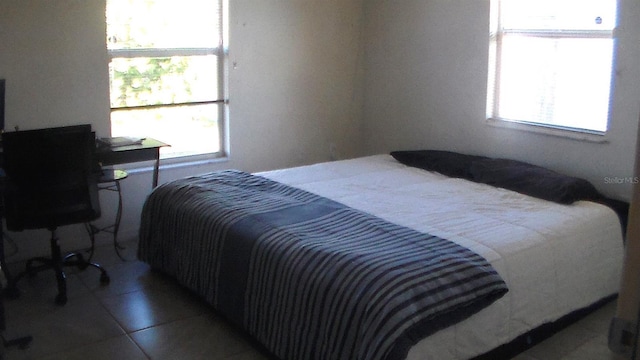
[55,293,67,305]
[100,273,110,284]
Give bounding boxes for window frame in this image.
[486,0,617,138]
[106,0,228,161]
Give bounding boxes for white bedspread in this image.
[260,154,623,359]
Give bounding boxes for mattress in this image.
[257,154,624,359]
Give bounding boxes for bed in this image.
[138,152,624,360]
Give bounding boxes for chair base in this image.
[4,229,110,306]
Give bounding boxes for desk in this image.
[95,138,169,188]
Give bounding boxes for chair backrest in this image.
[2,125,101,231]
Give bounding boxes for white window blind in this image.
[487,0,617,134]
[106,0,227,159]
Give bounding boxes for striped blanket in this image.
[138,170,508,360]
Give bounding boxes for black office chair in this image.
[2,125,110,305]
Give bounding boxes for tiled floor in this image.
[0,239,622,360]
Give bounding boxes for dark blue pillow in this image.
[390,150,486,179]
[468,158,601,204]
[391,150,602,205]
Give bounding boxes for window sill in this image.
[161,153,229,170]
[116,153,229,176]
[486,118,609,143]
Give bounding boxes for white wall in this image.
[226,0,366,172]
[362,0,640,201]
[0,0,112,135]
[0,0,365,261]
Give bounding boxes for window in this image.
[487,0,617,135]
[106,0,227,159]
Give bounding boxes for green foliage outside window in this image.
[111,58,190,108]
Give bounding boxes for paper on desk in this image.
[98,136,143,147]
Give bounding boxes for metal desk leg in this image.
[152,149,160,188]
[84,170,128,261]
[111,179,125,259]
